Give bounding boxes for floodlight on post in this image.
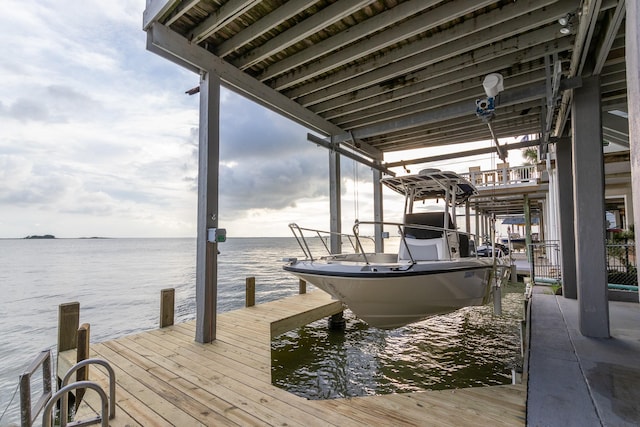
[558,12,574,35]
[476,73,503,122]
[482,73,504,98]
[475,73,507,161]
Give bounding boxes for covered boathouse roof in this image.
[143,0,629,171]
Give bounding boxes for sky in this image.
[0,1,525,239]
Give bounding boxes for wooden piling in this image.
[160,288,175,328]
[246,277,256,307]
[58,302,80,353]
[299,279,306,294]
[75,323,90,409]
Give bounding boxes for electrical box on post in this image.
[207,228,227,243]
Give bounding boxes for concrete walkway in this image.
[527,288,640,426]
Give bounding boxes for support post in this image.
[556,140,577,299]
[195,70,220,343]
[328,311,346,330]
[299,279,307,294]
[627,1,640,303]
[75,323,90,409]
[524,195,532,264]
[475,204,480,243]
[246,277,256,307]
[329,141,342,254]
[329,147,344,323]
[572,75,609,337]
[58,302,80,353]
[373,166,384,253]
[160,288,175,328]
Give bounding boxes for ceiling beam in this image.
[267,0,491,89]
[373,117,542,151]
[189,0,262,45]
[333,69,548,130]
[214,1,315,58]
[147,23,382,159]
[329,77,582,144]
[285,0,571,103]
[231,0,376,70]
[592,0,626,74]
[164,0,201,26]
[143,0,177,30]
[258,0,440,82]
[385,139,546,168]
[553,0,604,137]
[307,134,395,176]
[314,32,569,117]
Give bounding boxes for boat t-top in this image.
[283,168,503,329]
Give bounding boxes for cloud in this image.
[217,95,329,215]
[0,0,340,237]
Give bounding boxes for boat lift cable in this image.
[307,133,396,177]
[353,160,359,221]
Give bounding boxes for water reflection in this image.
[272,283,524,399]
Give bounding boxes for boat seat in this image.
[398,237,444,262]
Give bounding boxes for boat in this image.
[283,168,503,329]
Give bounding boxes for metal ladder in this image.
[20,351,116,427]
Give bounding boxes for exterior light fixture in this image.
[558,13,574,34]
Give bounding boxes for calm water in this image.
[0,237,523,424]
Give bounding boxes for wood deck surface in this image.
[60,291,526,426]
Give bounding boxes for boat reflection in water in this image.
[284,169,506,329]
[272,285,525,399]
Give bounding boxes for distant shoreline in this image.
[18,235,111,240]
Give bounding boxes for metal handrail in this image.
[288,220,479,266]
[42,382,108,427]
[19,349,53,427]
[288,223,373,260]
[60,358,116,426]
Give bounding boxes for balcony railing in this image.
[462,164,540,188]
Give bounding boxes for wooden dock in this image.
[59,291,526,426]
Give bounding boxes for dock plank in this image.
[59,291,525,426]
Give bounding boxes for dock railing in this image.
[606,242,637,288]
[529,241,561,285]
[463,164,539,188]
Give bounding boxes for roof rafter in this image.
[148,22,382,159]
[232,0,377,70]
[330,77,582,144]
[313,31,571,118]
[189,0,262,45]
[284,0,571,103]
[264,0,478,89]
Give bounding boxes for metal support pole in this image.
[373,166,384,253]
[572,75,609,338]
[329,140,342,255]
[195,70,220,343]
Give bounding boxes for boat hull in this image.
[284,258,494,329]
